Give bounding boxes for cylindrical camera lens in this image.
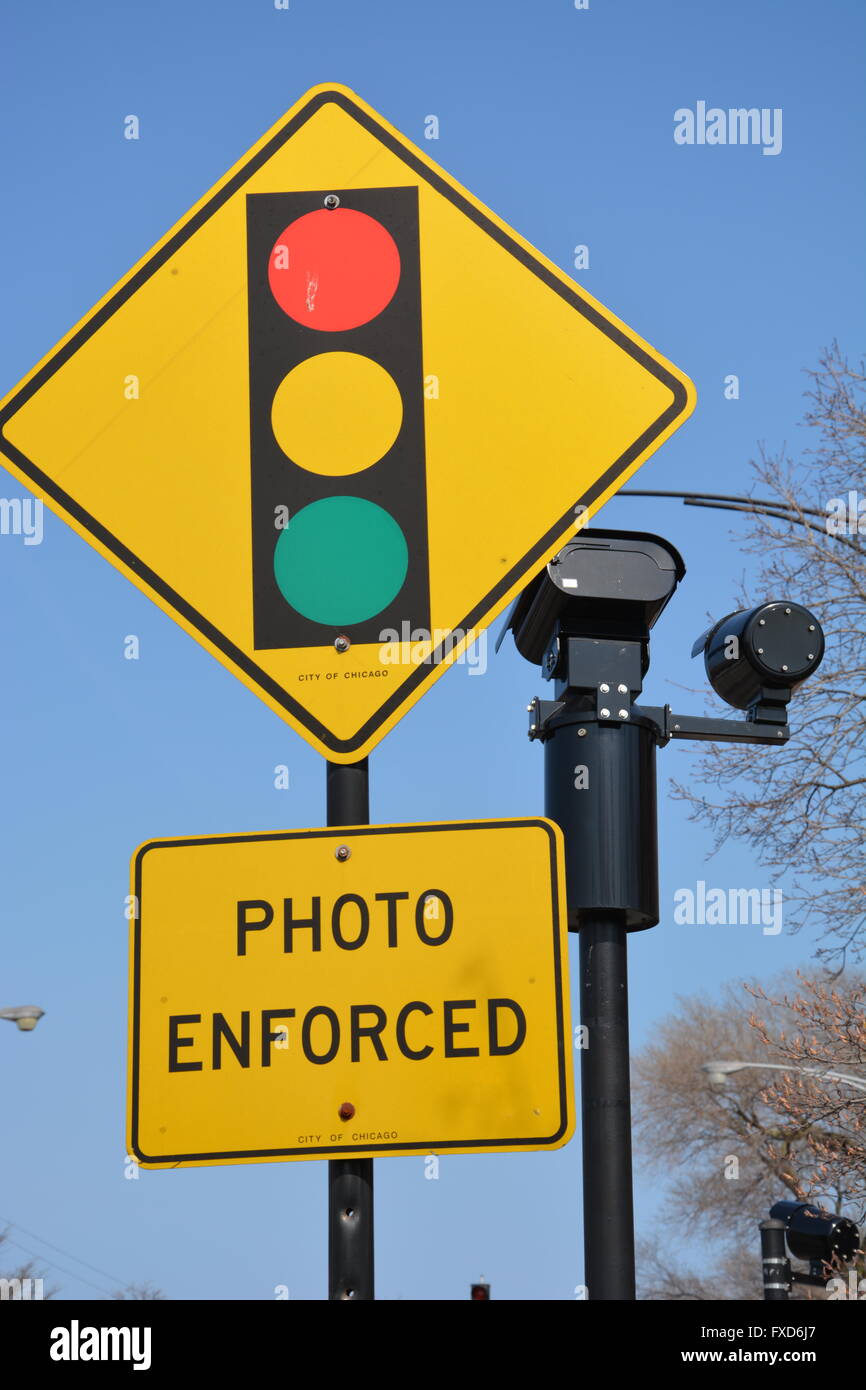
[770,1200,860,1263]
[703,602,824,709]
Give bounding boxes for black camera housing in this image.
[769,1200,860,1265]
[695,602,824,712]
[508,529,685,669]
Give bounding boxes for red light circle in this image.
[268,207,401,331]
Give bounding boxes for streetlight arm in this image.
[702,1060,866,1094]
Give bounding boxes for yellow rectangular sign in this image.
[128,819,573,1167]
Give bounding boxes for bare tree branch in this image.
[634,970,866,1299]
[671,345,866,969]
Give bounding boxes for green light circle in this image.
[274,497,409,626]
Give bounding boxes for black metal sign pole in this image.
[326,758,374,1301]
[578,917,636,1298]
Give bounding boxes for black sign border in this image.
[129,819,570,1164]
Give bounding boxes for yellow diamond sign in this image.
[128,818,572,1166]
[0,84,695,762]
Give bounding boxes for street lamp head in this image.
[701,1061,746,1084]
[0,1006,45,1032]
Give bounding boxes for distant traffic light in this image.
[246,187,430,650]
[470,1282,491,1300]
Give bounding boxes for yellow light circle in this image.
[271,352,403,475]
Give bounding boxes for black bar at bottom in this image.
[579,916,636,1300]
[326,758,374,1301]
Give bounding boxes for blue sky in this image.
[0,0,863,1300]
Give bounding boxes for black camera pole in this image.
[759,1220,791,1300]
[504,527,825,1302]
[326,758,374,1302]
[534,614,665,1301]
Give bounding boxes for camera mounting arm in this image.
[528,698,791,746]
[526,628,794,747]
[523,584,822,750]
[638,704,790,747]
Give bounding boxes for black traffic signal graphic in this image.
[246,187,430,651]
